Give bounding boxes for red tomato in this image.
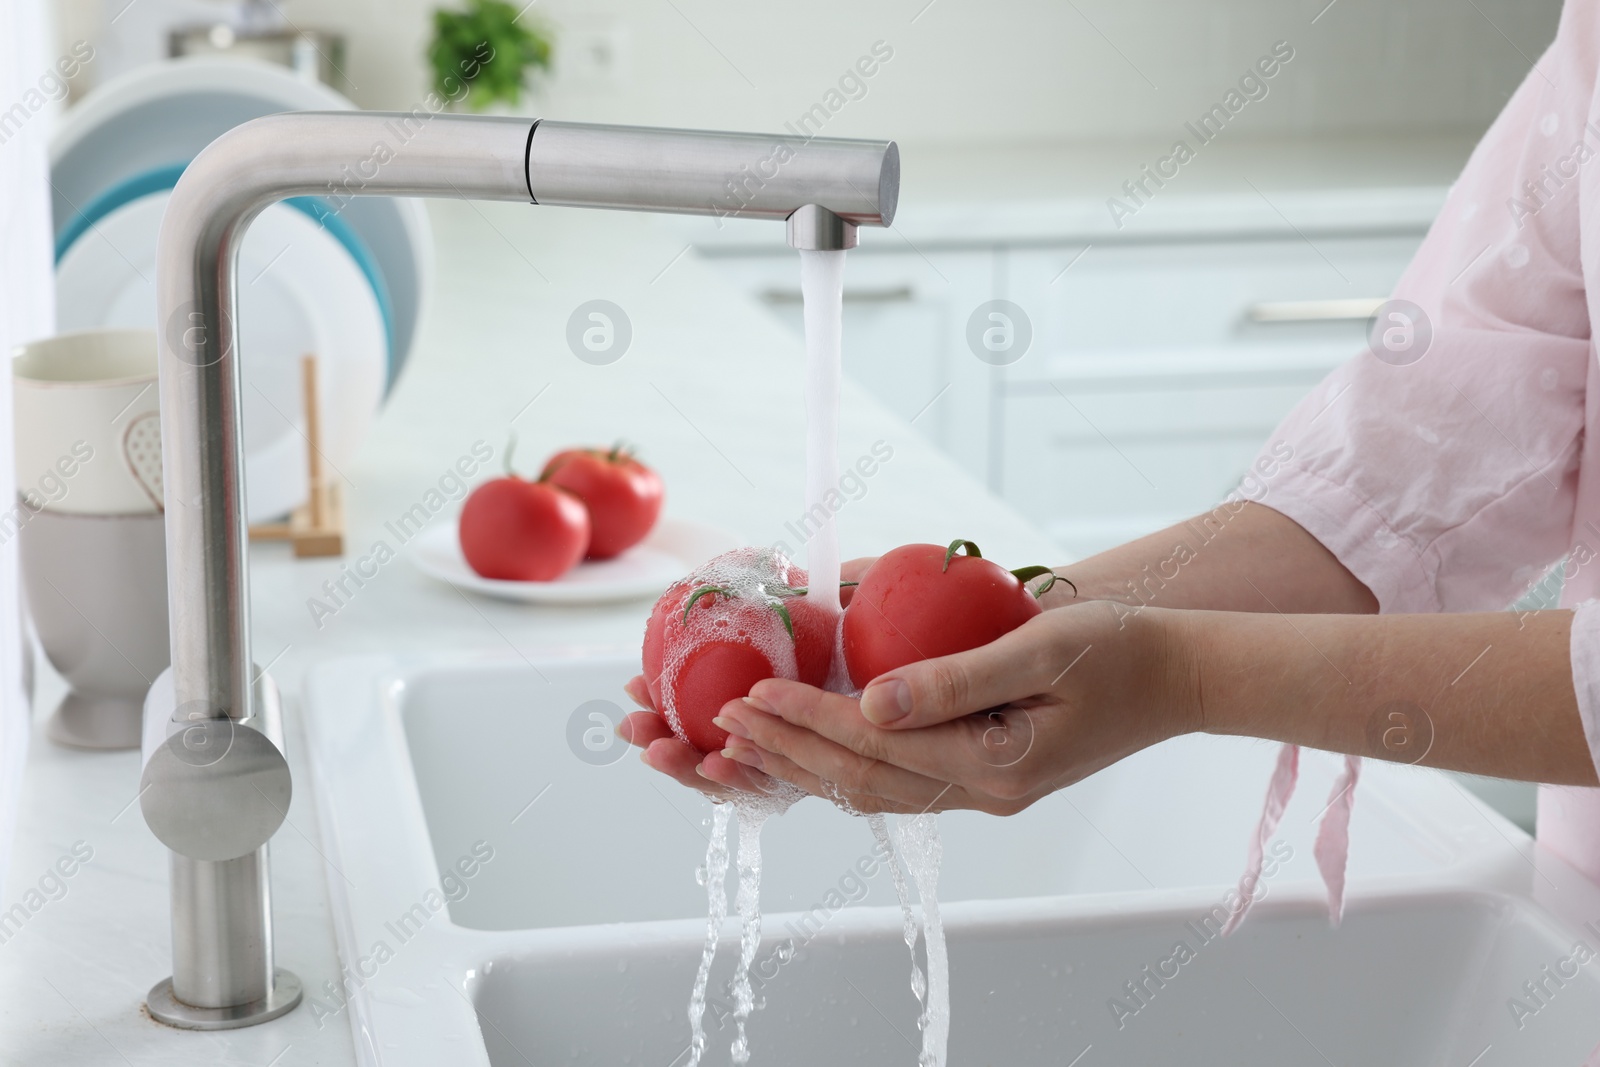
[458,477,590,581]
[663,641,775,754]
[541,447,664,560]
[842,540,1045,688]
[642,548,836,754]
[641,578,694,709]
[786,595,837,691]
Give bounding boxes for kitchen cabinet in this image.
[698,201,1432,556]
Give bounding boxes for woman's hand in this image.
[619,674,774,799]
[705,600,1202,814]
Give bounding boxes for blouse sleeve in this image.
[1251,0,1595,613]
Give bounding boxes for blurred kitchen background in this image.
[40,0,1561,825]
[47,0,1562,552]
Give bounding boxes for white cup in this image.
[13,327,163,515]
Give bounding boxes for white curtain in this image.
[0,0,56,892]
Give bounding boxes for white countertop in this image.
[0,196,1062,1065]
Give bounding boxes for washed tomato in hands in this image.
[458,477,590,581]
[541,445,664,560]
[642,548,837,754]
[842,539,1064,687]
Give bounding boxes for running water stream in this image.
[797,249,950,1067]
[868,814,928,1018]
[897,814,949,1066]
[684,246,950,1067]
[798,249,846,614]
[687,804,732,1066]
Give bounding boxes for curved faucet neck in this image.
[147,110,897,1026]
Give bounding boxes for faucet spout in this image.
[786,203,859,251]
[144,111,898,1027]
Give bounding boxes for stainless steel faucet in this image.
[137,113,898,1028]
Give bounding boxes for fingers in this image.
[717,740,856,808]
[623,675,656,712]
[726,741,962,814]
[618,710,673,747]
[640,737,733,799]
[858,613,1062,728]
[741,679,1047,800]
[721,726,965,814]
[723,685,992,807]
[723,699,930,804]
[623,710,780,798]
[697,749,784,795]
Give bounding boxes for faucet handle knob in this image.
[139,668,292,862]
[140,720,291,861]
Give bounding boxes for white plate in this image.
[56,193,386,523]
[408,517,739,605]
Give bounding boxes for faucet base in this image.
[146,968,303,1030]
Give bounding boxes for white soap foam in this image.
[658,549,806,740]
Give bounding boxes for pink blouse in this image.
[1251,0,1600,887]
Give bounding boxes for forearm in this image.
[1043,502,1378,615]
[1180,606,1594,785]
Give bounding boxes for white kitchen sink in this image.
[472,890,1600,1066]
[303,652,1600,1066]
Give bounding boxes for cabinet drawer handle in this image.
[760,286,914,306]
[1248,298,1386,323]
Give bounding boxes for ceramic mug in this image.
[19,508,170,749]
[13,327,163,515]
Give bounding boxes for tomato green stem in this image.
[682,584,734,621]
[1010,565,1077,599]
[943,539,983,572]
[767,600,795,639]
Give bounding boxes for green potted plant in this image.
[428,0,553,112]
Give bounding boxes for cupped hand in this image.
[709,600,1202,814]
[619,674,774,800]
